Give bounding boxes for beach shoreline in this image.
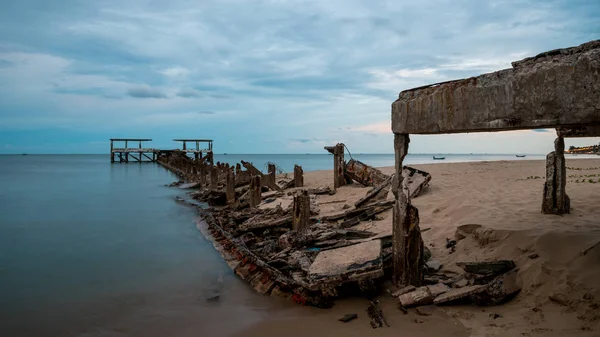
[188,157,600,337]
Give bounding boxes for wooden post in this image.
[542,135,570,214]
[209,152,217,190]
[268,163,276,186]
[182,141,187,150]
[199,163,206,185]
[236,163,241,176]
[392,133,423,287]
[294,164,304,187]
[110,140,114,163]
[292,190,310,231]
[226,170,235,204]
[249,175,261,208]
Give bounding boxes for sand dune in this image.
[238,158,600,337]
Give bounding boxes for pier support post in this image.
[249,175,261,208]
[294,165,304,187]
[542,135,570,214]
[292,190,310,231]
[324,143,346,190]
[209,152,217,191]
[110,140,114,163]
[226,170,236,204]
[392,134,423,287]
[268,163,276,185]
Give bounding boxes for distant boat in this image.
[433,156,445,160]
[223,153,227,155]
[516,155,526,158]
[22,153,27,156]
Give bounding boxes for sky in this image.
[0,0,599,154]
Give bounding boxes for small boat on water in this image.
[516,155,526,158]
[433,156,445,160]
[22,153,27,156]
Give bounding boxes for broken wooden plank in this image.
[294,164,304,187]
[456,260,515,276]
[433,285,485,305]
[238,215,293,232]
[355,176,392,208]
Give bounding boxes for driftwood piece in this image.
[235,170,251,187]
[292,190,311,231]
[355,176,392,208]
[294,165,304,187]
[346,158,389,186]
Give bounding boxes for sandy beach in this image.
[235,157,600,337]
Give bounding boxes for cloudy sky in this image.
[0,0,598,154]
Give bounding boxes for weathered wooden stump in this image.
[324,143,346,190]
[249,175,262,208]
[542,136,570,214]
[294,164,304,187]
[210,166,218,190]
[268,163,276,185]
[226,170,236,204]
[292,190,310,231]
[393,134,424,287]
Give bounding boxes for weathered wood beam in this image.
[324,144,346,189]
[392,40,600,134]
[241,161,283,192]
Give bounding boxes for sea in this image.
[0,153,590,336]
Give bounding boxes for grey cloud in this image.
[198,111,215,115]
[0,60,13,68]
[127,85,167,99]
[177,87,203,98]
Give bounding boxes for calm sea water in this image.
[0,152,587,336]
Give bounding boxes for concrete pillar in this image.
[294,164,304,187]
[292,190,310,231]
[226,170,236,204]
[392,134,424,287]
[542,135,570,214]
[268,163,276,185]
[249,175,261,208]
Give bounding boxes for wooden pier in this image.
[110,138,156,163]
[109,138,214,164]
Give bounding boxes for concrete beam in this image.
[557,126,600,138]
[392,40,600,134]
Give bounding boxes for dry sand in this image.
[235,158,600,337]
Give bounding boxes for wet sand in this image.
[236,158,600,337]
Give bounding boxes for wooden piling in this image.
[294,165,304,187]
[226,170,236,204]
[292,190,310,231]
[268,163,276,185]
[250,175,261,208]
